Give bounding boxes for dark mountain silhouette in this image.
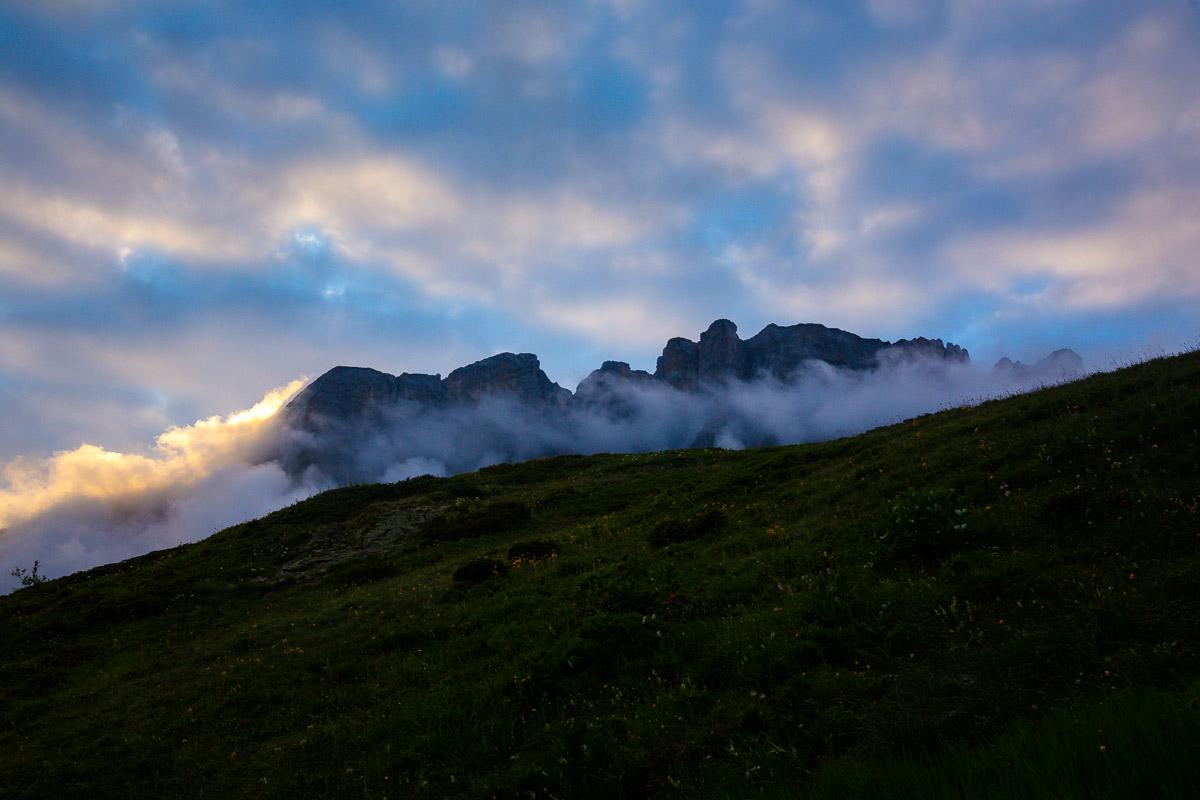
[284,319,974,430]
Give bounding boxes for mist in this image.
[0,355,1082,592]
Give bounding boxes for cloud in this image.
[0,379,304,529]
[945,184,1200,309]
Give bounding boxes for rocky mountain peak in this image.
[286,318,979,435]
[698,319,744,384]
[445,352,571,405]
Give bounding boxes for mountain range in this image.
[284,318,1080,429]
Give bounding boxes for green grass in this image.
[2,351,1199,798]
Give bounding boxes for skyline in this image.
[2,0,1200,463]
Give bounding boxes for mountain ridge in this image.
[284,319,991,429]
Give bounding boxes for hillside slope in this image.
[2,352,1199,799]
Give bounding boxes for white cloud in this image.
[945,184,1200,309]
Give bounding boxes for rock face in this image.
[655,337,700,391]
[444,353,571,406]
[285,353,569,430]
[575,361,655,415]
[655,319,970,386]
[575,361,654,399]
[285,319,974,432]
[284,366,446,429]
[698,319,745,384]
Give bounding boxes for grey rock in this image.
[655,337,700,390]
[575,361,653,398]
[445,352,572,406]
[656,321,970,387]
[698,319,746,384]
[575,361,654,416]
[284,366,445,429]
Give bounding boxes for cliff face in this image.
[285,352,570,430]
[444,353,572,406]
[285,319,973,431]
[655,319,970,386]
[284,366,447,430]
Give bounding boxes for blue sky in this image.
[1,0,1199,459]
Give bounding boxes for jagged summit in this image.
[445,353,572,406]
[284,352,569,428]
[284,319,974,430]
[655,319,969,389]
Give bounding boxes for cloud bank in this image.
[0,380,323,591]
[1,357,1083,591]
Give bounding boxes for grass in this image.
[1,351,1199,798]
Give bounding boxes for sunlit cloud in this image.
[0,379,304,528]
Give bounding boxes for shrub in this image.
[424,500,531,542]
[451,558,510,583]
[648,508,726,547]
[10,560,47,588]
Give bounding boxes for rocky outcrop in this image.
[284,366,446,429]
[445,353,571,406]
[698,319,746,383]
[575,361,654,398]
[575,361,654,416]
[285,353,568,431]
[655,337,700,391]
[656,320,970,386]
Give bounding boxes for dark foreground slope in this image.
[2,352,1199,799]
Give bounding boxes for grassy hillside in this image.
[2,352,1199,799]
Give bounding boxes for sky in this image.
[1,0,1199,464]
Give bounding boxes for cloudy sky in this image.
[2,0,1199,462]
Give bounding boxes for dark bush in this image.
[648,508,726,547]
[451,558,510,583]
[324,557,399,585]
[424,500,531,542]
[507,539,559,563]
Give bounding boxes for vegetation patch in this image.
[451,558,510,583]
[648,508,726,547]
[423,499,532,542]
[507,539,559,564]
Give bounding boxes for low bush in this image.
[451,558,510,583]
[424,500,531,542]
[648,508,726,547]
